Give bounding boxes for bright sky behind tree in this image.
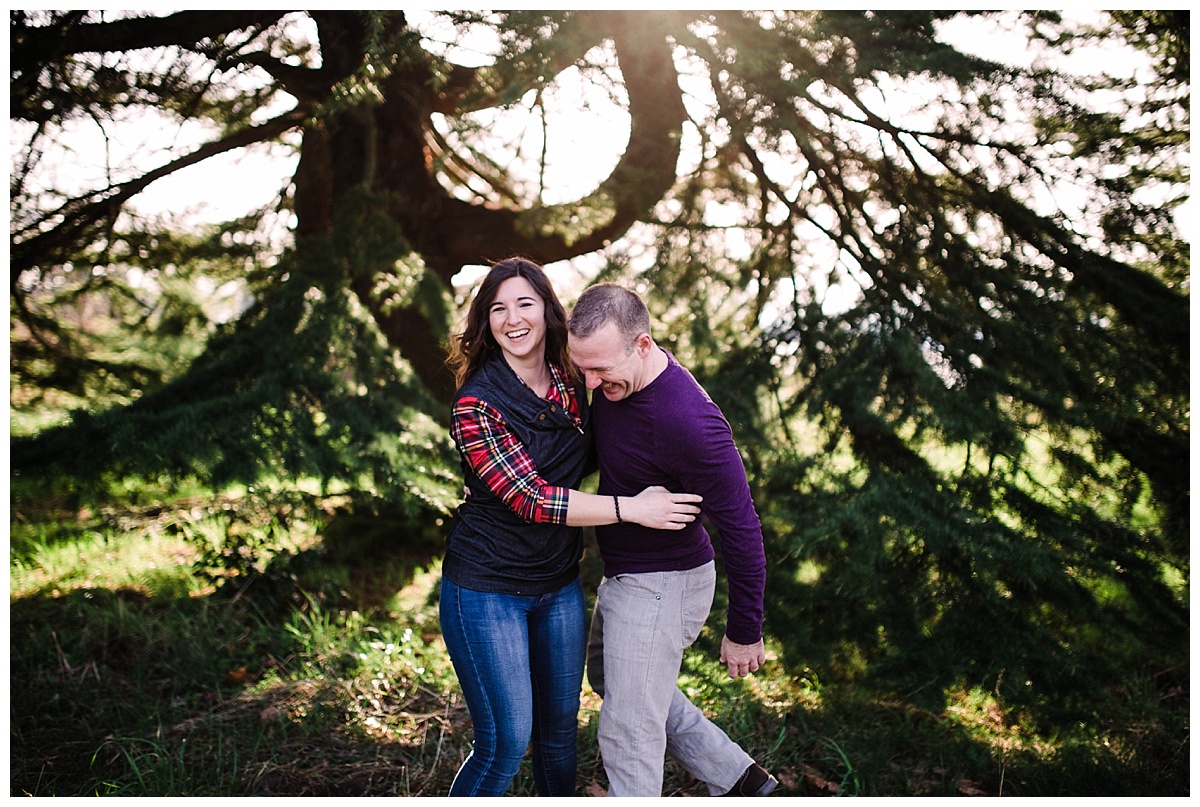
[18,10,1173,237]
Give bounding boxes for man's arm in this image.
[665,399,768,674]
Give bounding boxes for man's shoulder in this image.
[657,355,721,415]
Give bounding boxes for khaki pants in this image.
[586,561,753,796]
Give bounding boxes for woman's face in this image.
[488,276,547,365]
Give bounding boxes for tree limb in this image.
[11,109,309,291]
[11,10,289,77]
[404,10,688,278]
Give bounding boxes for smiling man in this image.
[568,283,777,798]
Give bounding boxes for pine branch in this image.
[11,10,289,77]
[10,109,309,293]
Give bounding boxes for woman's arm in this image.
[566,486,702,530]
[453,397,700,529]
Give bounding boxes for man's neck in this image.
[643,343,669,386]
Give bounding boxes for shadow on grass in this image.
[10,517,1190,797]
[9,505,462,797]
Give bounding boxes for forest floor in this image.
[9,483,1189,796]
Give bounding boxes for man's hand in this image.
[720,635,766,679]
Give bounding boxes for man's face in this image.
[569,321,648,402]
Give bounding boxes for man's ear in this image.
[634,332,654,357]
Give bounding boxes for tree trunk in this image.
[291,11,689,404]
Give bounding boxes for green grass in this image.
[9,480,1189,796]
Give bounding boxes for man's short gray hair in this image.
[569,283,651,341]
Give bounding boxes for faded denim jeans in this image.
[586,561,753,796]
[440,575,586,796]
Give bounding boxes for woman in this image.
[441,257,701,796]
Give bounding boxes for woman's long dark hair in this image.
[446,257,576,389]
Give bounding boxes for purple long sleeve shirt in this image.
[591,349,766,645]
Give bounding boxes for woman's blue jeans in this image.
[439,575,586,796]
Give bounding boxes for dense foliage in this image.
[10,9,1189,730]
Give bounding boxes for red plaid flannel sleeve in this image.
[451,396,571,524]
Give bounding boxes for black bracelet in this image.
[613,495,622,523]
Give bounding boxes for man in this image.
[568,283,777,797]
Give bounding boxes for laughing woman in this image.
[441,257,701,796]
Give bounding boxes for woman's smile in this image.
[489,276,547,364]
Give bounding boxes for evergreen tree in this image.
[10,11,1188,719]
[631,11,1188,717]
